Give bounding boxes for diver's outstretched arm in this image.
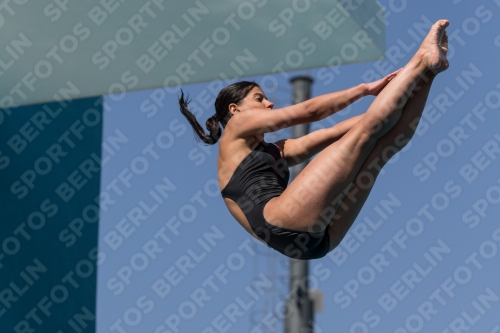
[227,72,398,137]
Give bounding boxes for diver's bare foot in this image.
[418,20,450,72]
[436,29,449,72]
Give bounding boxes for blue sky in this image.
[96,1,500,332]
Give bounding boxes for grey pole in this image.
[284,75,314,333]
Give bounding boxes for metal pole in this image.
[285,75,314,333]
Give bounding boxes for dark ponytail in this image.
[178,81,259,145]
[178,90,221,145]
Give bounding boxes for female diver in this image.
[179,20,450,260]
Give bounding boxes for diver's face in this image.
[229,87,274,114]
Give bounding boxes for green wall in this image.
[0,97,102,333]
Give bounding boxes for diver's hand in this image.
[365,69,401,96]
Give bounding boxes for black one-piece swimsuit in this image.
[220,140,330,260]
